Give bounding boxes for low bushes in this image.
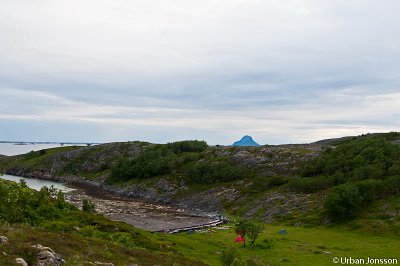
[186,160,249,185]
[324,178,395,221]
[288,176,335,193]
[109,140,207,182]
[0,180,76,224]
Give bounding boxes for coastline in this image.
[3,169,227,232]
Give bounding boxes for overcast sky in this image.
[1,0,400,145]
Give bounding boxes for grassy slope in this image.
[0,142,146,178]
[166,223,400,266]
[3,223,394,266]
[159,194,400,266]
[155,183,400,266]
[0,146,79,171]
[0,177,205,266]
[0,214,206,266]
[3,210,398,266]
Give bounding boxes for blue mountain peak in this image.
[233,135,260,147]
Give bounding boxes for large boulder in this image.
[15,258,28,266]
[31,244,64,266]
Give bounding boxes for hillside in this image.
[0,140,325,218]
[0,179,205,265]
[1,132,400,224]
[1,133,400,265]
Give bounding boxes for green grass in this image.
[161,224,400,266]
[0,179,205,265]
[336,194,400,235]
[0,223,206,266]
[2,220,399,265]
[0,146,79,171]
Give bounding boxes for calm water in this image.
[0,174,75,193]
[0,143,81,156]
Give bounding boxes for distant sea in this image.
[0,143,83,156]
[0,174,75,193]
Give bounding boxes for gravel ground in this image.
[64,187,217,232]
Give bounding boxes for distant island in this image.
[232,135,260,146]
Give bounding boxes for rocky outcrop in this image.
[3,142,144,180]
[85,262,115,266]
[214,144,323,177]
[0,235,8,245]
[2,238,63,266]
[48,142,143,175]
[31,244,64,266]
[243,190,326,222]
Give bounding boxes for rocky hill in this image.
[0,140,324,218]
[1,132,400,224]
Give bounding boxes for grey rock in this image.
[0,236,8,245]
[93,262,115,266]
[31,244,64,266]
[15,258,28,266]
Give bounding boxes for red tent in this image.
[234,235,245,243]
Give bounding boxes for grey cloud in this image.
[1,0,400,144]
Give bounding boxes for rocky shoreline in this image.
[5,167,224,215]
[4,169,227,232]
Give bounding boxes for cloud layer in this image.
[1,0,400,144]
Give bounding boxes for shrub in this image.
[186,160,249,185]
[221,247,239,266]
[324,184,363,221]
[268,176,288,187]
[354,179,384,206]
[0,180,75,224]
[82,199,96,213]
[384,175,400,195]
[166,140,208,153]
[80,225,98,237]
[288,176,335,192]
[231,258,247,266]
[247,222,264,247]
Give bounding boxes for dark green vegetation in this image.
[0,180,76,225]
[110,140,208,181]
[109,140,251,185]
[81,199,96,213]
[295,135,400,221]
